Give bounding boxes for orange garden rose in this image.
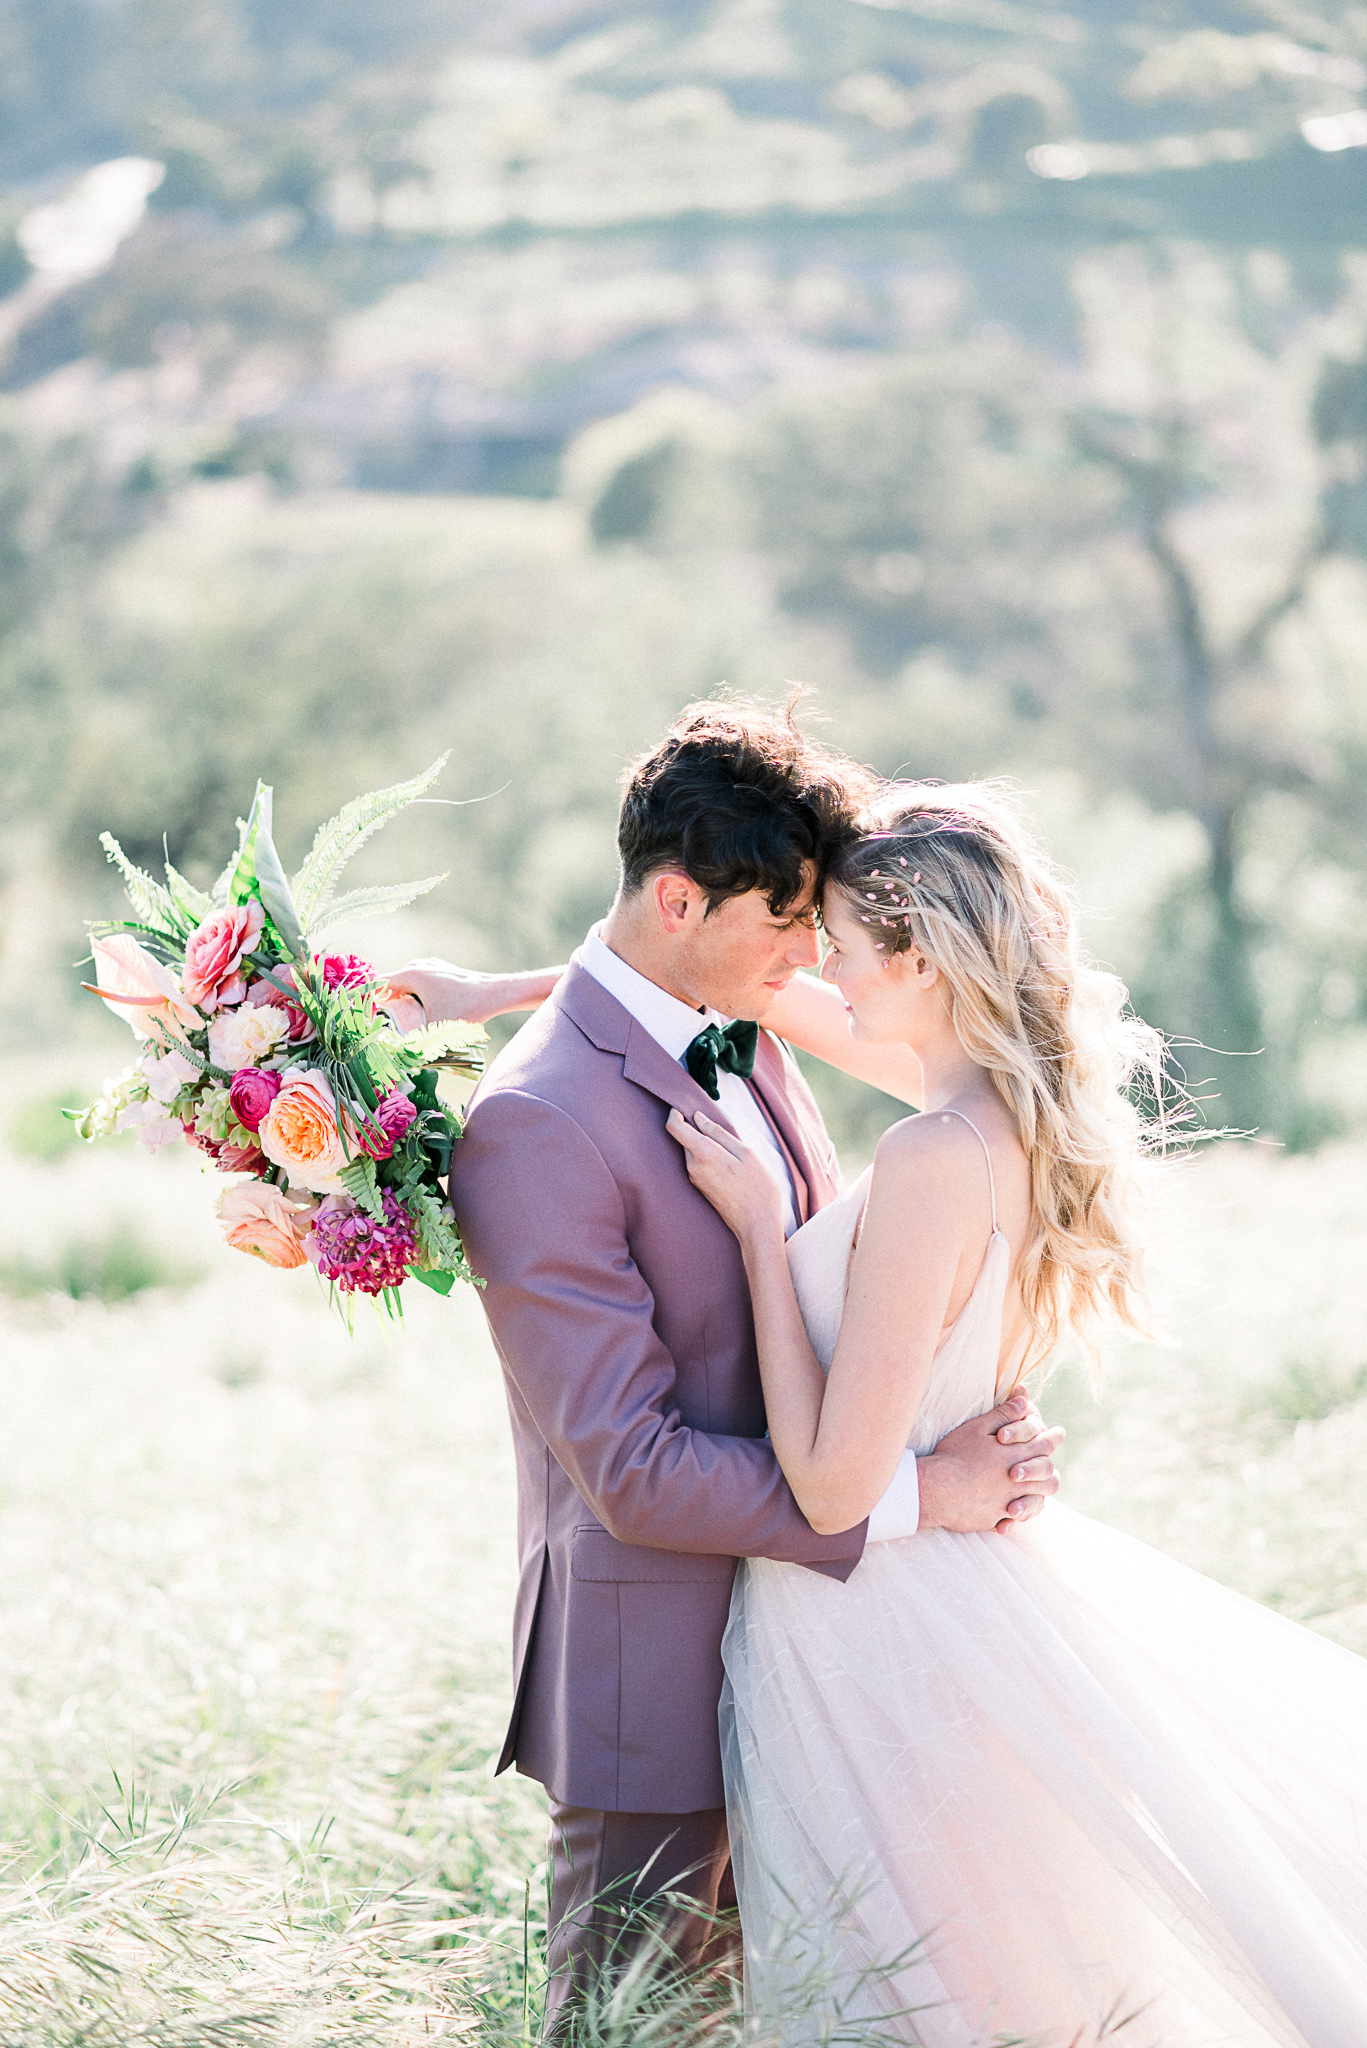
[258,1067,351,1192]
[217,1181,316,1268]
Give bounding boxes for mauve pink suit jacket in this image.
[448,959,866,1814]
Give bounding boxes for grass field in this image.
[2,1052,1366,2042]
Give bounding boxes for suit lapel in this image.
[555,962,839,1204]
[557,960,743,1139]
[620,1020,744,1137]
[749,1034,842,1215]
[745,1078,811,1225]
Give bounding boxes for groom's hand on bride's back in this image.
[917,1392,1064,1537]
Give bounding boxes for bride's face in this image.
[819,891,931,1042]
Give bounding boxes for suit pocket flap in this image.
[571,1527,735,1584]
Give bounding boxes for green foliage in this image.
[338,1153,383,1221]
[400,1019,487,1079]
[292,756,449,932]
[1244,1356,1367,1427]
[161,853,214,923]
[308,873,449,936]
[225,782,303,957]
[98,830,189,940]
[0,1223,198,1302]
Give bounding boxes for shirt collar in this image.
[578,924,722,1063]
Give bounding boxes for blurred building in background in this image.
[2,0,1366,1148]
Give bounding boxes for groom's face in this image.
[654,864,822,1019]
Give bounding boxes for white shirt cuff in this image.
[865,1450,920,1542]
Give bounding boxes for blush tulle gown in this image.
[720,1117,1367,2046]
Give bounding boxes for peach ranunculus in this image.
[182,900,265,1013]
[258,1067,351,1192]
[90,933,199,1042]
[217,1180,316,1268]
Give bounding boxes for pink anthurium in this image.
[87,933,199,1042]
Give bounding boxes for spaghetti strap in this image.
[939,1109,998,1233]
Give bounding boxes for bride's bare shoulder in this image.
[868,1110,987,1202]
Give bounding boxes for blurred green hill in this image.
[2,0,1367,1148]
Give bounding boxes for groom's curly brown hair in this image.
[617,694,876,916]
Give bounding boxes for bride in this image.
[667,781,1367,2048]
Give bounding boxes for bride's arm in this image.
[380,960,565,1032]
[669,1109,971,1534]
[758,972,923,1107]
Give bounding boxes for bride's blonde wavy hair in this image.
[827,781,1167,1372]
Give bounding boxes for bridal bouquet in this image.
[69,758,485,1312]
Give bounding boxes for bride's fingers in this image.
[379,992,427,1033]
[666,1111,728,1180]
[667,1106,710,1155]
[692,1110,748,1160]
[667,1107,745,1171]
[1008,1455,1060,1488]
[998,1414,1065,1449]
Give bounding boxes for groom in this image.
[392,702,1062,2028]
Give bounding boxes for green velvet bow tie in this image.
[683,1019,759,1100]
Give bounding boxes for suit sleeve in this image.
[450,1086,865,1580]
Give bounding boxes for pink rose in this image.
[217,1181,316,1269]
[247,968,315,1043]
[360,1087,418,1160]
[258,1067,350,1192]
[183,901,265,1013]
[230,1066,282,1133]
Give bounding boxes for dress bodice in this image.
[785,1150,1011,1456]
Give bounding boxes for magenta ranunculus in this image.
[229,1065,283,1133]
[360,1088,419,1160]
[377,1089,417,1144]
[320,952,375,992]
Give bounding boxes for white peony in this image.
[208,1003,289,1072]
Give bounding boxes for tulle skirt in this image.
[721,1504,1367,2047]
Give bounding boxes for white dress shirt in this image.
[579,925,799,1238]
[578,926,920,1541]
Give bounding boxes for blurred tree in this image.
[729,294,1367,1141]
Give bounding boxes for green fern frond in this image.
[406,1185,480,1284]
[307,873,448,936]
[99,835,186,938]
[161,842,214,924]
[399,1020,487,1075]
[292,756,449,931]
[338,1157,383,1220]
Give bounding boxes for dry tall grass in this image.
[2,1053,1365,2041]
